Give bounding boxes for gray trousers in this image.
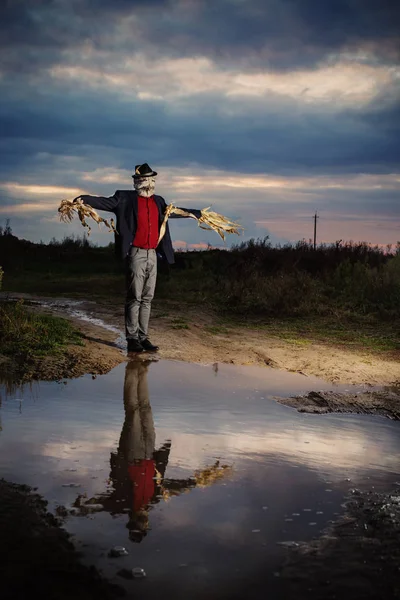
[125,247,157,341]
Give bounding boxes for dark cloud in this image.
[1,0,399,75]
[0,81,398,184]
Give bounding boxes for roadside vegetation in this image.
[1,221,399,351]
[0,300,83,361]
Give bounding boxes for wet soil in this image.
[277,487,400,600]
[276,389,400,421]
[0,479,123,600]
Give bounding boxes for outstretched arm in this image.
[74,193,120,213]
[168,206,202,220]
[159,196,201,219]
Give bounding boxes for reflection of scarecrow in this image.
[75,359,232,542]
[59,163,242,354]
[119,357,167,542]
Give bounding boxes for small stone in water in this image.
[292,513,300,516]
[109,546,129,557]
[325,489,332,492]
[285,518,293,522]
[85,504,104,512]
[262,506,268,510]
[62,483,81,488]
[132,567,146,579]
[309,522,317,526]
[303,508,312,512]
[252,529,261,533]
[277,541,299,548]
[316,511,324,515]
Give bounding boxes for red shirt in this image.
[133,195,159,249]
[128,459,156,512]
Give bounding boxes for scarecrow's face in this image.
[133,176,156,198]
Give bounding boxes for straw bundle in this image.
[58,198,116,235]
[158,204,243,244]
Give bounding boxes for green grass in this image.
[169,317,190,330]
[205,325,231,335]
[0,300,84,359]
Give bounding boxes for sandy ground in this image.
[69,298,400,386]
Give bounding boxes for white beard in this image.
[134,176,156,198]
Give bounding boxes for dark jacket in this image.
[78,190,201,263]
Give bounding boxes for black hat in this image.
[132,163,158,178]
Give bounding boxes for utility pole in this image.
[313,211,319,250]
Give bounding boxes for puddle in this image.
[0,360,399,599]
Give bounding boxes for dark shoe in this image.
[141,339,159,352]
[127,339,144,353]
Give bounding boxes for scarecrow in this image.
[59,163,242,353]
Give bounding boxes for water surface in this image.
[1,359,399,599]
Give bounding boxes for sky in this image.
[0,0,399,249]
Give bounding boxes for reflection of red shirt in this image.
[133,196,159,249]
[128,459,156,512]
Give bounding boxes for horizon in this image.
[2,217,399,255]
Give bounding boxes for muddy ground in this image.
[3,293,398,419]
[275,388,400,420]
[0,480,123,600]
[277,487,400,600]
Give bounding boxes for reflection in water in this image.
[0,375,37,406]
[77,359,232,542]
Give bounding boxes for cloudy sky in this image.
[0,0,399,249]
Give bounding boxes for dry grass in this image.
[58,199,116,236]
